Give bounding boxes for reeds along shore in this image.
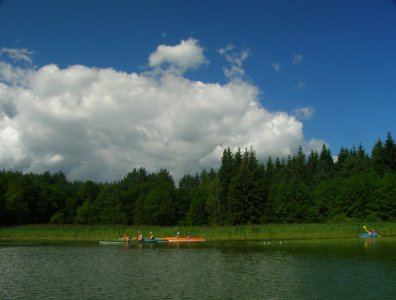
[1,223,396,241]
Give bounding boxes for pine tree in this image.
[226,148,265,224]
[176,174,200,224]
[371,138,386,176]
[306,150,319,186]
[218,147,234,223]
[384,132,396,172]
[289,146,306,183]
[317,144,334,181]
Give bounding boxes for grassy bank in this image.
[1,223,396,241]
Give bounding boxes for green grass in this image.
[1,222,395,241]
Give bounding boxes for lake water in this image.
[1,238,396,299]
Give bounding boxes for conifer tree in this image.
[371,138,386,176]
[226,148,265,224]
[218,147,234,223]
[384,132,396,172]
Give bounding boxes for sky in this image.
[0,0,395,182]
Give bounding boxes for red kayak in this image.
[159,237,206,242]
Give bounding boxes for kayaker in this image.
[149,232,155,239]
[367,228,377,235]
[121,233,130,242]
[175,232,180,238]
[134,231,143,241]
[370,229,378,235]
[186,232,191,239]
[363,225,379,236]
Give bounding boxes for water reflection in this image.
[363,237,378,252]
[0,239,395,299]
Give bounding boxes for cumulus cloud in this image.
[0,42,324,182]
[148,38,207,74]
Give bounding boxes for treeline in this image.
[1,133,396,226]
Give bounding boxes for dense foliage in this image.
[1,133,396,226]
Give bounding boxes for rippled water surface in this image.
[1,238,396,299]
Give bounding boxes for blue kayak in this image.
[99,238,163,245]
[359,233,379,238]
[143,238,163,243]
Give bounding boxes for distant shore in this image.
[1,223,396,241]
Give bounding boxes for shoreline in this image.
[1,223,395,241]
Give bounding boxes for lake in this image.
[1,238,395,299]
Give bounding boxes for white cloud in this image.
[294,106,315,120]
[0,48,34,65]
[148,38,207,74]
[218,45,250,80]
[272,62,281,73]
[0,43,324,182]
[292,54,304,65]
[0,61,32,86]
[305,138,328,155]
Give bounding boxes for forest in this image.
[1,133,395,226]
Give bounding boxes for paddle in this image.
[363,225,370,233]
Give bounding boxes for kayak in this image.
[160,237,206,242]
[99,237,206,245]
[359,233,380,238]
[99,238,163,245]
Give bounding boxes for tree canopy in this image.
[1,133,396,226]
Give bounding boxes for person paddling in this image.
[121,233,130,242]
[369,229,379,236]
[149,232,155,240]
[134,231,143,241]
[363,225,380,237]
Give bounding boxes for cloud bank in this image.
[0,39,323,182]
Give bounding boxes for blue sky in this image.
[0,0,396,181]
